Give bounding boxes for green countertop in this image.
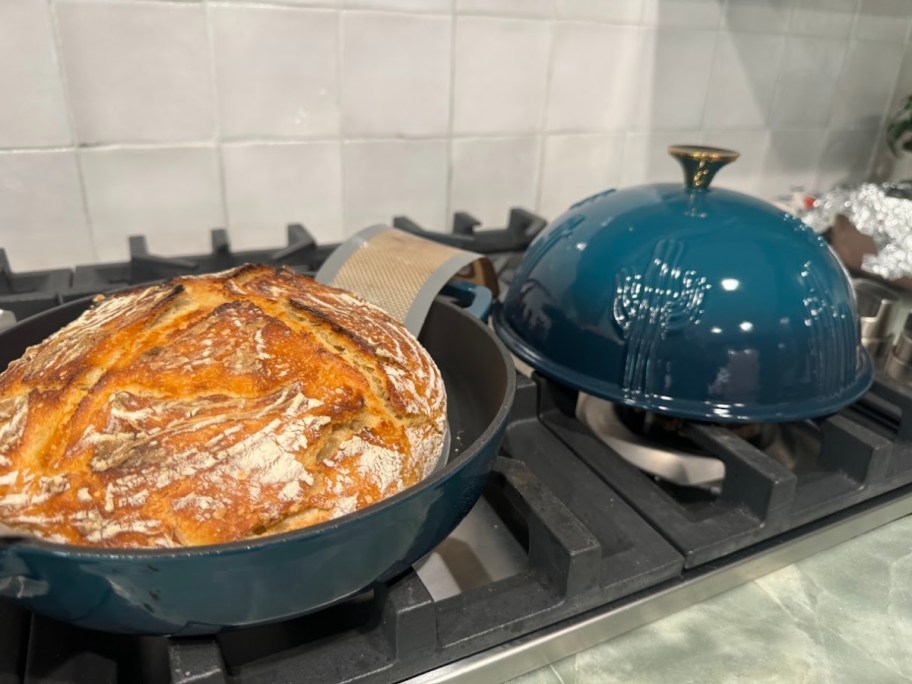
[508,515,912,684]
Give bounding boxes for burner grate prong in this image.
[682,424,797,524]
[167,638,228,684]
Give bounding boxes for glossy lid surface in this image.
[493,147,873,422]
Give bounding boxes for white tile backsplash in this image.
[723,0,795,34]
[223,142,344,248]
[888,45,912,128]
[80,146,224,261]
[457,0,554,18]
[539,134,625,219]
[0,3,70,148]
[546,24,643,133]
[0,151,93,270]
[0,0,909,267]
[769,37,846,128]
[816,127,879,190]
[343,0,451,11]
[700,129,771,194]
[56,1,214,145]
[450,137,539,226]
[790,0,859,37]
[453,17,551,135]
[757,128,827,198]
[641,0,724,28]
[703,32,785,129]
[212,6,339,139]
[342,139,447,234]
[555,0,642,22]
[634,29,717,131]
[622,130,704,186]
[852,0,912,42]
[830,40,905,130]
[342,12,451,137]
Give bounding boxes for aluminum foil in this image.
[802,182,912,280]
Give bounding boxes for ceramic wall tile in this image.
[816,128,879,191]
[212,5,339,139]
[0,2,70,148]
[641,0,724,28]
[80,145,225,261]
[852,0,912,43]
[555,0,641,22]
[790,0,859,38]
[700,128,771,194]
[539,133,625,219]
[769,37,846,128]
[342,12,451,137]
[633,29,717,131]
[450,136,540,226]
[223,141,344,249]
[621,130,703,186]
[456,0,553,17]
[723,0,795,34]
[343,0,451,12]
[546,24,643,133]
[830,40,904,130]
[0,151,93,270]
[757,128,827,199]
[703,32,785,129]
[342,139,448,234]
[56,0,214,144]
[453,17,551,134]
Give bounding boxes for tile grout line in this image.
[0,122,888,156]
[201,0,231,231]
[444,2,457,228]
[335,7,347,236]
[46,0,99,264]
[760,7,795,129]
[862,38,909,183]
[533,9,557,216]
[695,20,722,134]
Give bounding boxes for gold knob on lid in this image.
[668,145,739,190]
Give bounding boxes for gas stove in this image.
[2,213,912,684]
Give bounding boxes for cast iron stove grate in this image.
[6,372,912,684]
[0,375,685,684]
[0,250,71,322]
[540,372,912,567]
[0,208,546,317]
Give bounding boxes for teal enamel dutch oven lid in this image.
[493,145,874,423]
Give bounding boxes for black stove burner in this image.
[0,209,547,318]
[541,374,912,567]
[612,404,823,478]
[67,225,329,301]
[614,405,777,451]
[0,249,71,322]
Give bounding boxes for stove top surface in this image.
[1,215,911,684]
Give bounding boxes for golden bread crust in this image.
[0,265,446,548]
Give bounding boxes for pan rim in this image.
[3,297,516,561]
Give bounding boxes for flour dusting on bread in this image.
[0,265,447,548]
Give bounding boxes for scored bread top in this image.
[0,265,447,548]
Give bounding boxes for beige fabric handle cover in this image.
[315,225,483,336]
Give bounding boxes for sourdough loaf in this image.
[0,265,447,548]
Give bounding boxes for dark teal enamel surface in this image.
[0,297,514,635]
[494,183,873,422]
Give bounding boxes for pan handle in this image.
[440,281,493,322]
